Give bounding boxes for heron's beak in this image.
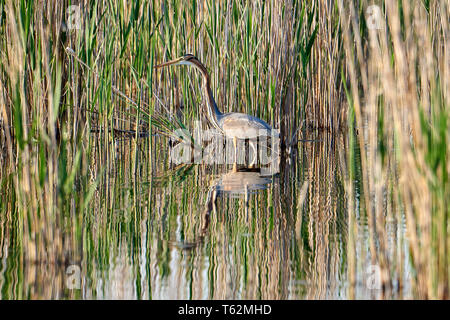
[154,57,184,69]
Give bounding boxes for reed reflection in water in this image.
[0,132,411,299]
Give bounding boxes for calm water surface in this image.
[0,132,412,299]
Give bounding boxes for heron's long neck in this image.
[199,69,222,132]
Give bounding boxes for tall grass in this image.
[0,0,318,260]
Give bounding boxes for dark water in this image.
[0,132,412,299]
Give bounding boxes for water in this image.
[0,132,412,299]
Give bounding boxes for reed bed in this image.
[0,132,352,299]
[0,0,448,299]
[339,0,449,299]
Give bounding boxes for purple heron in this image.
[155,54,277,168]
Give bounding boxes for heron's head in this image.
[154,54,207,74]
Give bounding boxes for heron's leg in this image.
[202,188,217,236]
[233,137,237,172]
[249,140,257,168]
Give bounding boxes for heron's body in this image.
[216,170,272,194]
[155,54,277,168]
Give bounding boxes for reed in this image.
[0,0,318,261]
